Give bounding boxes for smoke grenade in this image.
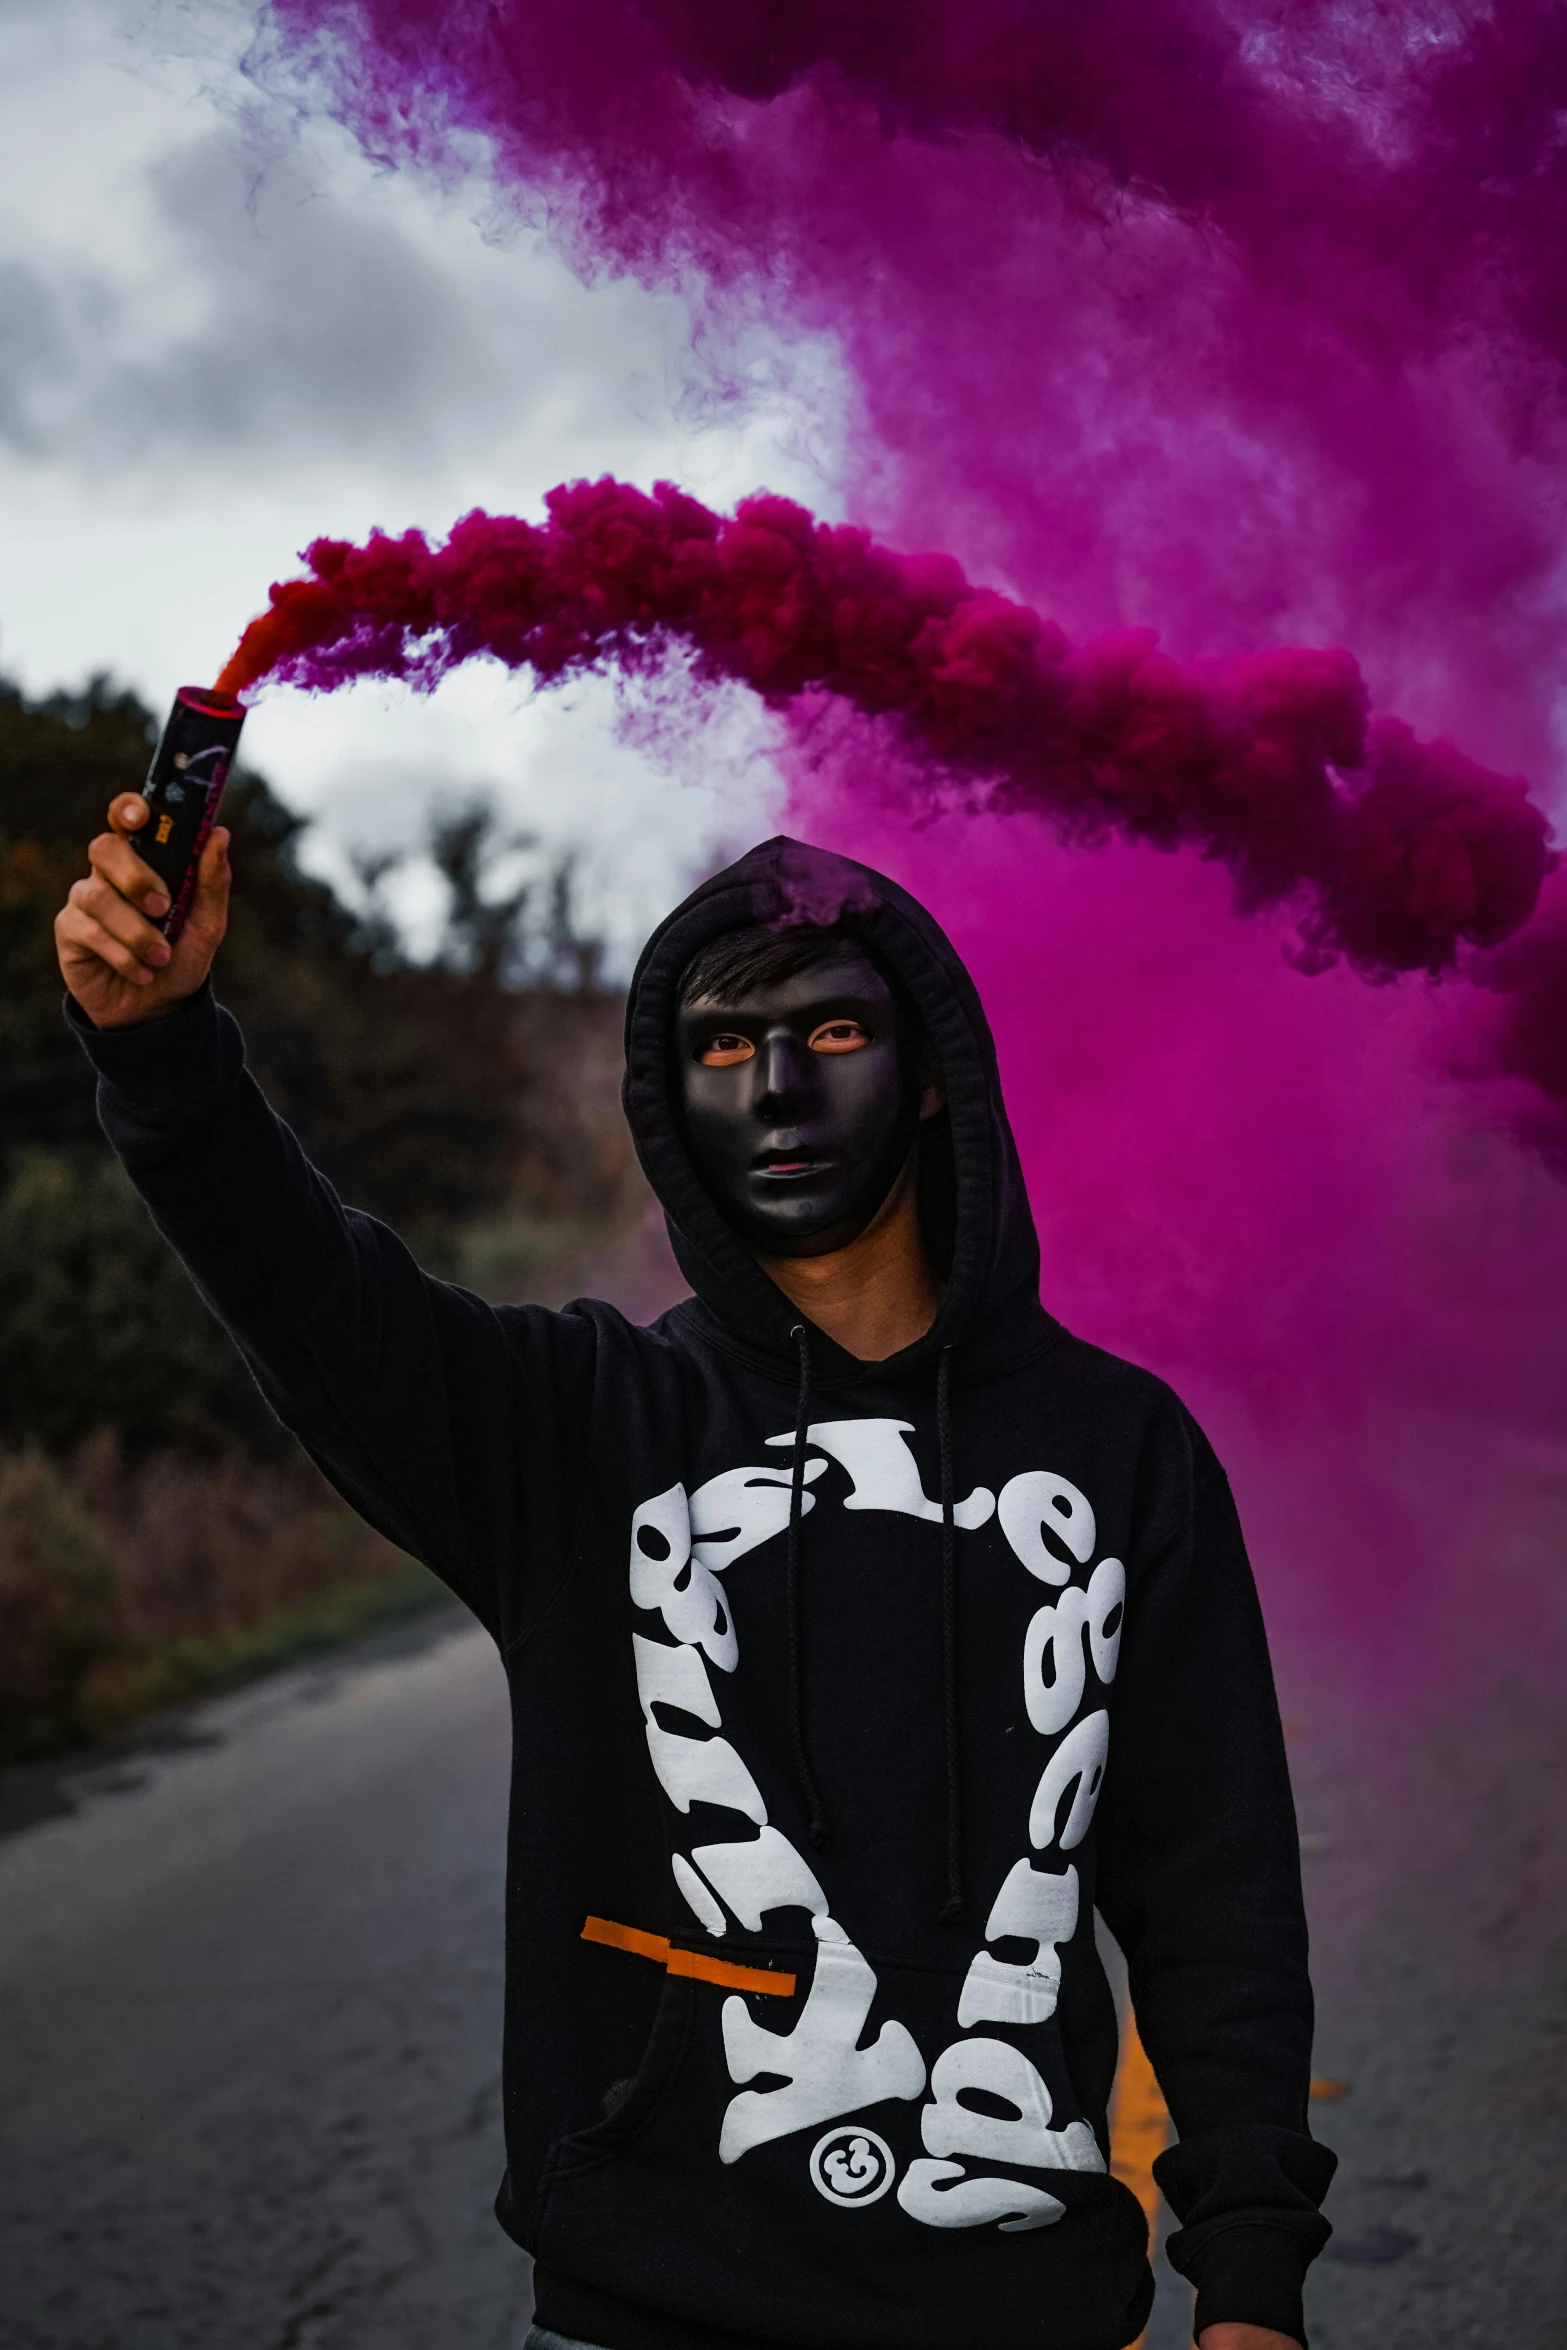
[135,687,246,940]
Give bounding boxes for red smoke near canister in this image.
[216,477,1563,1140]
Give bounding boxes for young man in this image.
[57,803,1334,2350]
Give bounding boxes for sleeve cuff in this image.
[1155,2122,1335,2346]
[1173,2219,1315,2344]
[66,983,238,1119]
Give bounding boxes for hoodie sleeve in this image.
[1093,1426,1336,2346]
[71,989,598,1642]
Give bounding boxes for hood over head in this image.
[623,837,1048,1387]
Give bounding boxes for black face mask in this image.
[676,951,920,1257]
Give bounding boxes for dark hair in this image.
[676,920,865,1010]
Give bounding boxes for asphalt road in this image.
[0,1606,528,2350]
[1289,1664,1567,2350]
[1,1570,1563,2349]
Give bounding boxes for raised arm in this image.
[54,792,595,1641]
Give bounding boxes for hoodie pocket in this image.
[528,1971,698,2237]
[532,1959,1151,2350]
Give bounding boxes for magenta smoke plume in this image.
[254,3,1567,744]
[238,3,1567,1686]
[244,0,1567,1100]
[218,476,1563,1135]
[238,5,1567,1165]
[261,0,1567,377]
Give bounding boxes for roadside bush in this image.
[0,1149,240,1452]
[0,673,637,1453]
[0,1451,119,1737]
[0,1434,436,1758]
[0,671,641,1752]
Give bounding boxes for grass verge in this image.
[1,1438,454,1764]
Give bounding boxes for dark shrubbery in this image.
[1,675,638,1438]
[2,679,618,1230]
[0,1149,242,1453]
[0,1437,433,1759]
[0,674,643,1748]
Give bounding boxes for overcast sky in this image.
[0,0,846,958]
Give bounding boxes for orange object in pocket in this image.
[581,1914,796,1997]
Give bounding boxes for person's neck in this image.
[758,1163,946,1362]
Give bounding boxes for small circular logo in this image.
[809,2125,896,2208]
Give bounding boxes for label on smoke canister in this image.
[134,687,245,940]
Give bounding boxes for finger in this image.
[109,793,150,837]
[68,873,172,967]
[68,874,173,968]
[56,899,159,986]
[87,829,171,917]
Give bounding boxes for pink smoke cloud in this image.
[250,1,1567,760]
[216,476,1562,1140]
[238,2,1567,1687]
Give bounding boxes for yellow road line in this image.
[1110,2008,1170,2350]
[1110,2007,1170,2223]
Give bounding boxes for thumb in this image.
[183,825,232,956]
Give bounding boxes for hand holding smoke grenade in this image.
[133,688,246,939]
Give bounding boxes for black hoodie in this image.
[74,836,1334,2350]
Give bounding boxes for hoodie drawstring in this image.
[785,1323,962,1912]
[786,1323,828,1850]
[937,1345,964,1923]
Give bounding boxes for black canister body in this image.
[135,687,246,939]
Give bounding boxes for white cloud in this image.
[0,0,843,960]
